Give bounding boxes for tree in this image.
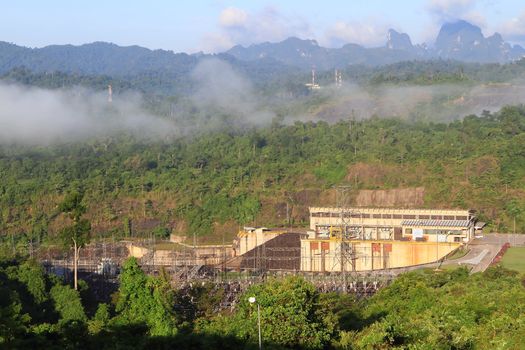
[50,283,87,323]
[87,303,110,334]
[115,258,178,336]
[14,260,48,305]
[0,279,30,344]
[203,276,335,349]
[58,190,91,290]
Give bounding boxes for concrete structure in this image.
[309,207,476,243]
[126,241,233,266]
[234,227,288,256]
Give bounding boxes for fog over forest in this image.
[1,58,525,145]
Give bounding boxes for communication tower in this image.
[305,67,321,90]
[334,69,342,88]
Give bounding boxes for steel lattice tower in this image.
[332,185,358,292]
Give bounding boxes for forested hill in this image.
[0,41,299,95]
[0,41,198,76]
[3,58,525,99]
[1,105,525,248]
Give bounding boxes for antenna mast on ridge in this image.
[108,84,113,103]
[335,69,342,88]
[305,66,321,90]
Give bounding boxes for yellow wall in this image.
[300,239,460,272]
[127,243,148,259]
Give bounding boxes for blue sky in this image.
[1,0,524,53]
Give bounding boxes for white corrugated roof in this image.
[474,222,486,229]
[401,219,470,227]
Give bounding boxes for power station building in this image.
[301,207,477,272]
[309,207,476,243]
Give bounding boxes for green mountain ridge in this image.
[2,106,525,250]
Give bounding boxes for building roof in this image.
[309,207,473,215]
[474,222,486,229]
[401,219,471,228]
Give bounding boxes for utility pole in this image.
[248,297,262,350]
[193,231,197,267]
[73,238,78,290]
[257,303,262,349]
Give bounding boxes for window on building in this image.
[419,215,430,219]
[404,215,416,219]
[456,216,468,220]
[431,215,442,220]
[393,214,402,219]
[405,228,413,234]
[373,214,381,219]
[424,229,442,235]
[444,215,454,220]
[454,237,461,242]
[382,214,392,219]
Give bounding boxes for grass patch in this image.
[438,264,465,271]
[445,247,470,260]
[500,247,525,273]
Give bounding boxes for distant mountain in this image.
[227,37,325,65]
[0,41,201,76]
[226,35,428,70]
[226,20,524,68]
[386,29,414,51]
[434,20,525,62]
[0,20,523,82]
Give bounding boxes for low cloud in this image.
[0,84,177,145]
[293,77,525,124]
[2,56,523,146]
[498,10,525,46]
[429,0,488,31]
[324,20,391,48]
[190,58,275,127]
[219,7,248,28]
[203,6,311,52]
[0,59,278,145]
[427,0,479,23]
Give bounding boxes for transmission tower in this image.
[332,185,358,292]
